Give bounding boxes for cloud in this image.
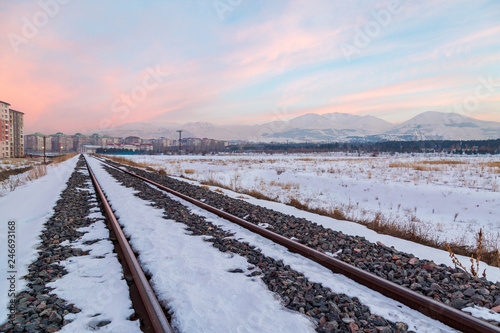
[0,0,498,135]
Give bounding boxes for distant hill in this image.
[384,111,500,141]
[91,111,500,142]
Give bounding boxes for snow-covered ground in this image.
[87,157,455,332]
[49,167,141,332]
[87,157,317,333]
[0,158,41,172]
[0,158,45,195]
[0,156,79,323]
[1,157,143,330]
[3,153,498,330]
[167,174,500,283]
[120,153,500,252]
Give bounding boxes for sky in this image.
[0,0,499,135]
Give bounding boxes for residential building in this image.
[25,132,51,153]
[138,143,153,152]
[89,133,103,146]
[152,137,173,153]
[50,132,73,154]
[125,136,141,144]
[1,101,10,158]
[72,133,91,152]
[182,137,226,153]
[102,135,117,147]
[9,109,24,157]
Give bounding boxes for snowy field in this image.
[120,153,500,253]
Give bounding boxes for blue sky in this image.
[0,0,499,134]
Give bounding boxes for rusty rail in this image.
[94,155,500,333]
[85,156,173,333]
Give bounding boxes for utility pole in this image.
[176,130,183,155]
[43,136,46,164]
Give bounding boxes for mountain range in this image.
[93,111,500,142]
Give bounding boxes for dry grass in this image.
[284,196,500,268]
[445,229,492,277]
[1,163,48,194]
[52,153,78,165]
[483,161,500,168]
[239,189,275,201]
[269,180,299,190]
[389,162,413,168]
[0,166,33,182]
[25,164,48,182]
[389,162,440,171]
[287,197,347,221]
[422,160,466,165]
[184,169,196,174]
[388,160,468,172]
[101,155,150,169]
[1,153,78,194]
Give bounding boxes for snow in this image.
[87,157,316,333]
[117,153,500,281]
[48,189,141,332]
[0,156,79,323]
[166,175,500,283]
[91,156,457,331]
[462,306,500,322]
[159,188,456,332]
[100,111,500,141]
[0,158,42,172]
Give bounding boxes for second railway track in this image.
[86,154,500,332]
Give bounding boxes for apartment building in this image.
[9,109,24,157]
[1,101,11,158]
[72,133,90,152]
[51,132,73,154]
[25,132,52,152]
[125,136,141,144]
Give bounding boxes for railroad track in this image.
[85,156,173,333]
[86,155,500,333]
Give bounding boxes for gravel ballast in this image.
[0,157,136,333]
[105,158,500,327]
[101,163,417,332]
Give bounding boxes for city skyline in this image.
[1,1,499,135]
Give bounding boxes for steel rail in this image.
[85,156,173,333]
[94,156,500,333]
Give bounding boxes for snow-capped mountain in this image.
[91,111,500,142]
[386,111,500,141]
